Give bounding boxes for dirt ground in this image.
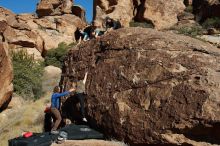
[51,139,127,146]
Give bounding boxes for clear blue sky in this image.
[0,0,93,22]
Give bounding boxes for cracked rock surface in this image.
[60,27,220,145]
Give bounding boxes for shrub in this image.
[202,17,220,29]
[129,20,154,28]
[44,42,75,68]
[11,50,44,100]
[177,26,203,37]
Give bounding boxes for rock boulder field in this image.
[0,43,13,111]
[0,3,85,60]
[60,27,220,145]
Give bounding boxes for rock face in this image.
[0,6,85,60]
[134,0,185,30]
[0,42,13,111]
[93,0,134,27]
[200,35,220,47]
[193,0,220,21]
[36,0,73,17]
[60,27,220,145]
[72,5,86,22]
[93,0,185,29]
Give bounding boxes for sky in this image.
[0,0,93,22]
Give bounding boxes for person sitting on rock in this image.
[104,16,121,32]
[50,86,75,134]
[73,72,88,122]
[91,26,105,39]
[77,28,90,45]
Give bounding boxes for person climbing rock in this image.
[73,72,88,122]
[50,86,75,134]
[104,16,121,32]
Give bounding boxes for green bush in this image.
[202,17,220,29]
[177,26,203,37]
[44,42,75,68]
[129,20,154,28]
[11,50,44,100]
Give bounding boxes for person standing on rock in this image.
[50,86,75,134]
[73,72,88,122]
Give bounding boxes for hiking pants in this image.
[51,108,62,130]
[76,93,85,118]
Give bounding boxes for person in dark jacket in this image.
[105,16,121,32]
[50,86,75,134]
[76,28,90,46]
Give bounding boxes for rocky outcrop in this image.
[133,0,185,30]
[193,0,220,21]
[36,0,73,17]
[93,0,134,27]
[0,42,13,111]
[0,6,85,60]
[42,66,62,94]
[176,11,197,29]
[60,27,220,145]
[72,5,86,22]
[33,14,84,51]
[93,0,185,29]
[199,35,220,47]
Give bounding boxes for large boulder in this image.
[72,5,86,22]
[42,66,62,93]
[0,7,16,33]
[61,0,74,14]
[0,7,16,24]
[0,42,13,111]
[36,0,61,17]
[193,0,220,21]
[3,26,44,56]
[134,0,185,30]
[36,0,73,17]
[60,27,220,145]
[93,0,134,27]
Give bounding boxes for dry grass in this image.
[0,93,128,146]
[0,93,51,146]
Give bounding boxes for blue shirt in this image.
[51,91,70,109]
